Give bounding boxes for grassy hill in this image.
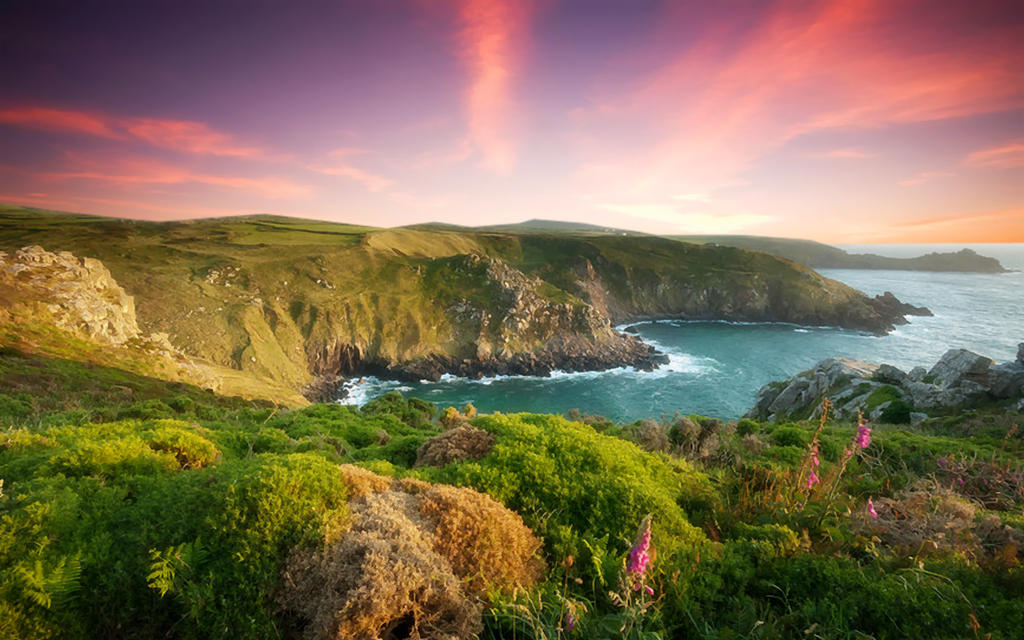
[673,234,1008,272]
[0,205,917,400]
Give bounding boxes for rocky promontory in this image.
[746,344,1024,423]
[0,209,934,402]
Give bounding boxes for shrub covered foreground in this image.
[1,354,1023,639]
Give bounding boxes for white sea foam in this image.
[335,376,404,406]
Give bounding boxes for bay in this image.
[342,244,1024,421]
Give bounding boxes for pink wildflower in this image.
[855,422,871,449]
[627,516,652,576]
[644,585,654,596]
[810,443,820,467]
[806,469,819,488]
[867,497,878,518]
[564,612,576,631]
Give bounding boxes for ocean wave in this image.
[617,318,847,332]
[335,376,405,406]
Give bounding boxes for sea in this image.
[338,244,1024,421]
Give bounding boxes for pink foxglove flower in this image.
[806,469,819,488]
[855,420,871,449]
[627,516,652,576]
[867,497,878,518]
[565,612,576,632]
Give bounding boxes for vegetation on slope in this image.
[1,350,1021,639]
[1,206,921,399]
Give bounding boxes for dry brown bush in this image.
[418,482,545,596]
[414,425,496,468]
[625,419,671,453]
[854,480,1021,565]
[339,464,393,499]
[278,467,544,640]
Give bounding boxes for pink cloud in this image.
[0,106,121,139]
[572,0,1023,198]
[0,105,266,158]
[963,139,1024,169]
[43,154,310,199]
[306,149,394,192]
[123,118,264,157]
[456,0,531,174]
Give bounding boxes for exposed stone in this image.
[988,362,1024,399]
[908,366,928,382]
[747,348,1023,422]
[927,349,993,388]
[0,245,140,345]
[869,291,933,318]
[874,363,909,386]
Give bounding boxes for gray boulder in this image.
[874,363,908,385]
[989,362,1024,398]
[927,349,993,388]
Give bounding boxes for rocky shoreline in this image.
[746,344,1024,423]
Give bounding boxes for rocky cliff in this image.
[0,245,142,344]
[746,344,1024,423]
[0,245,304,405]
[0,209,933,402]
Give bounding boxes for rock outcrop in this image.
[746,345,1024,422]
[0,245,219,392]
[1,245,141,344]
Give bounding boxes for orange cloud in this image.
[306,148,394,192]
[964,139,1024,169]
[0,105,265,157]
[0,106,121,139]
[574,0,1023,198]
[123,118,264,157]
[43,155,310,199]
[456,0,530,174]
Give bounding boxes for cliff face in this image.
[0,245,141,344]
[0,245,305,405]
[0,209,931,401]
[531,237,920,335]
[303,253,664,388]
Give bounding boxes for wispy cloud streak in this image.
[456,0,530,174]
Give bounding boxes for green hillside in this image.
[0,206,919,401]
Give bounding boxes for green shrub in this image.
[880,398,913,424]
[419,413,711,586]
[735,418,758,436]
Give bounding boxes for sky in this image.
[0,0,1022,242]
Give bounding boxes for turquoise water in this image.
[343,244,1024,421]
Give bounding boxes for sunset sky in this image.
[1,0,1021,242]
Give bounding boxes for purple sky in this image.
[1,0,1021,241]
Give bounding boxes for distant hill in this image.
[672,235,1008,273]
[474,219,649,236]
